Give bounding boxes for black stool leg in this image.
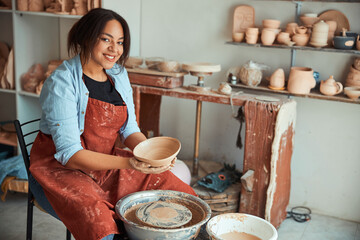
[66,229,71,240]
[26,192,34,240]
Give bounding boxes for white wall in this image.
[105,0,360,222]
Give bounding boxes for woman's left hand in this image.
[129,157,176,174]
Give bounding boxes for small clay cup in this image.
[232,32,245,42]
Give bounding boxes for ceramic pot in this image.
[344,87,360,100]
[285,22,298,37]
[333,36,355,50]
[277,32,290,44]
[28,0,44,11]
[232,32,245,42]
[319,75,343,96]
[345,65,360,87]
[246,28,259,44]
[261,29,276,46]
[17,0,28,11]
[269,68,285,89]
[292,33,310,46]
[287,67,316,94]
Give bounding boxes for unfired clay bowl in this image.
[299,16,320,26]
[344,87,360,100]
[125,57,143,68]
[133,137,181,167]
[145,57,164,70]
[157,60,181,73]
[262,19,281,29]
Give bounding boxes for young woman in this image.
[29,8,195,240]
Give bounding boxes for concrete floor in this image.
[0,192,359,240]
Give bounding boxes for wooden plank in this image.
[231,81,360,104]
[240,101,279,219]
[126,67,188,77]
[128,72,184,89]
[131,85,288,106]
[139,93,161,137]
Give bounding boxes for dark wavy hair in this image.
[67,8,130,69]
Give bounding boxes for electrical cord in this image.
[286,206,311,223]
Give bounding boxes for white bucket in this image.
[206,213,278,240]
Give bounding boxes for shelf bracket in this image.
[292,1,302,24]
[290,49,296,67]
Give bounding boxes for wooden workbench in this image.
[130,73,296,228]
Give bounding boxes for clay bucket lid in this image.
[182,62,221,73]
[135,201,192,228]
[133,137,181,167]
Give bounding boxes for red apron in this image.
[29,83,196,240]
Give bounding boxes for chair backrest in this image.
[13,119,40,175]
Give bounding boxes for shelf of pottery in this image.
[0,0,101,147]
[228,4,360,104]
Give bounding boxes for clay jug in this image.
[319,75,343,96]
[269,68,285,89]
[287,67,316,94]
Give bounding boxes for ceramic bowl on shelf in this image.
[125,56,143,68]
[262,19,281,29]
[157,60,181,72]
[232,32,245,42]
[344,86,360,100]
[333,36,355,50]
[133,136,181,167]
[145,57,164,70]
[299,16,320,26]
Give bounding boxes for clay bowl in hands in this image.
[344,87,360,100]
[262,19,281,29]
[157,60,181,73]
[125,57,143,68]
[299,16,320,26]
[133,137,181,167]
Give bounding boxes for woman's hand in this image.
[129,157,176,174]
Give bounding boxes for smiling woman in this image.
[27,8,196,240]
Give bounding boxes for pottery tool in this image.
[135,201,192,228]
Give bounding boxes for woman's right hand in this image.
[129,157,175,174]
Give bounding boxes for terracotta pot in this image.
[269,68,285,89]
[310,20,329,47]
[292,33,310,46]
[232,32,244,42]
[319,75,343,96]
[287,67,316,94]
[17,0,28,11]
[261,29,276,46]
[345,65,360,87]
[28,0,44,11]
[285,22,298,37]
[277,32,290,44]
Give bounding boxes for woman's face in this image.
[90,19,124,70]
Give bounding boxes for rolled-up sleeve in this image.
[118,71,141,142]
[40,65,83,165]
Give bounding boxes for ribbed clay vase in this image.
[287,67,316,94]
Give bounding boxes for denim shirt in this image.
[39,55,140,165]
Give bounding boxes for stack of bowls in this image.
[345,58,360,87]
[261,19,281,46]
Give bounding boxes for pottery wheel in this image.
[135,201,192,229]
